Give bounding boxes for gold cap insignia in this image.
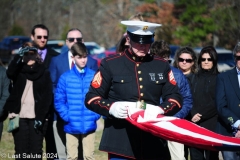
[142,26,148,31]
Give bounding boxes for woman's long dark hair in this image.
[116,36,128,54]
[198,45,219,74]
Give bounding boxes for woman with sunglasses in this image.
[173,47,198,80]
[189,46,219,160]
[173,47,198,159]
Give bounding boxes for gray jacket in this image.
[0,66,10,117]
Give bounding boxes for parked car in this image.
[194,47,234,72]
[84,42,105,54]
[0,36,31,64]
[47,40,65,53]
[168,45,181,65]
[84,42,106,66]
[105,46,117,57]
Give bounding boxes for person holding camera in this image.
[3,42,52,159]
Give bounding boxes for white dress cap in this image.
[121,20,161,35]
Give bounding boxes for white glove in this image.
[109,102,128,118]
[144,104,164,120]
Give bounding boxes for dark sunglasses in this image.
[235,56,240,61]
[200,58,213,62]
[178,58,193,63]
[67,37,82,43]
[36,36,48,39]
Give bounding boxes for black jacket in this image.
[43,47,59,69]
[0,66,10,119]
[85,49,182,159]
[3,55,52,122]
[191,70,218,131]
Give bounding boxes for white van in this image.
[194,48,235,72]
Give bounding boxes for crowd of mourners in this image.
[0,14,240,160]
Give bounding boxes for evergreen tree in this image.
[174,0,217,46]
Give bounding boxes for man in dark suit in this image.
[30,24,59,160]
[216,42,240,160]
[49,28,98,160]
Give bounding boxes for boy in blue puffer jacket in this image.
[55,42,100,160]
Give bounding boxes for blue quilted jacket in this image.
[160,66,193,118]
[171,66,193,118]
[54,65,100,134]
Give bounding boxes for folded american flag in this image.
[126,107,240,151]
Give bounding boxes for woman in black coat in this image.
[190,46,219,160]
[4,42,52,160]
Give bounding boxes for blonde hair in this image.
[129,13,144,21]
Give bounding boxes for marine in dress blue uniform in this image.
[85,21,182,160]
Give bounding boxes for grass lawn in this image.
[0,118,107,160]
[0,118,224,160]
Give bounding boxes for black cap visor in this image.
[127,31,154,44]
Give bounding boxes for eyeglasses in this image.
[178,58,193,63]
[67,37,82,43]
[235,56,240,61]
[200,58,213,62]
[36,36,48,39]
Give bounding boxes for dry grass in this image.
[0,118,224,160]
[0,118,107,160]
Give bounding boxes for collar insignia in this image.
[142,26,148,31]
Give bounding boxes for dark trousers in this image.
[190,147,219,160]
[184,145,189,159]
[222,151,240,160]
[0,121,3,141]
[44,119,58,160]
[13,118,44,160]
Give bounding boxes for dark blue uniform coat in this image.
[85,49,182,159]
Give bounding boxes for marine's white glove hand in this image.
[109,102,128,119]
[144,104,164,120]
